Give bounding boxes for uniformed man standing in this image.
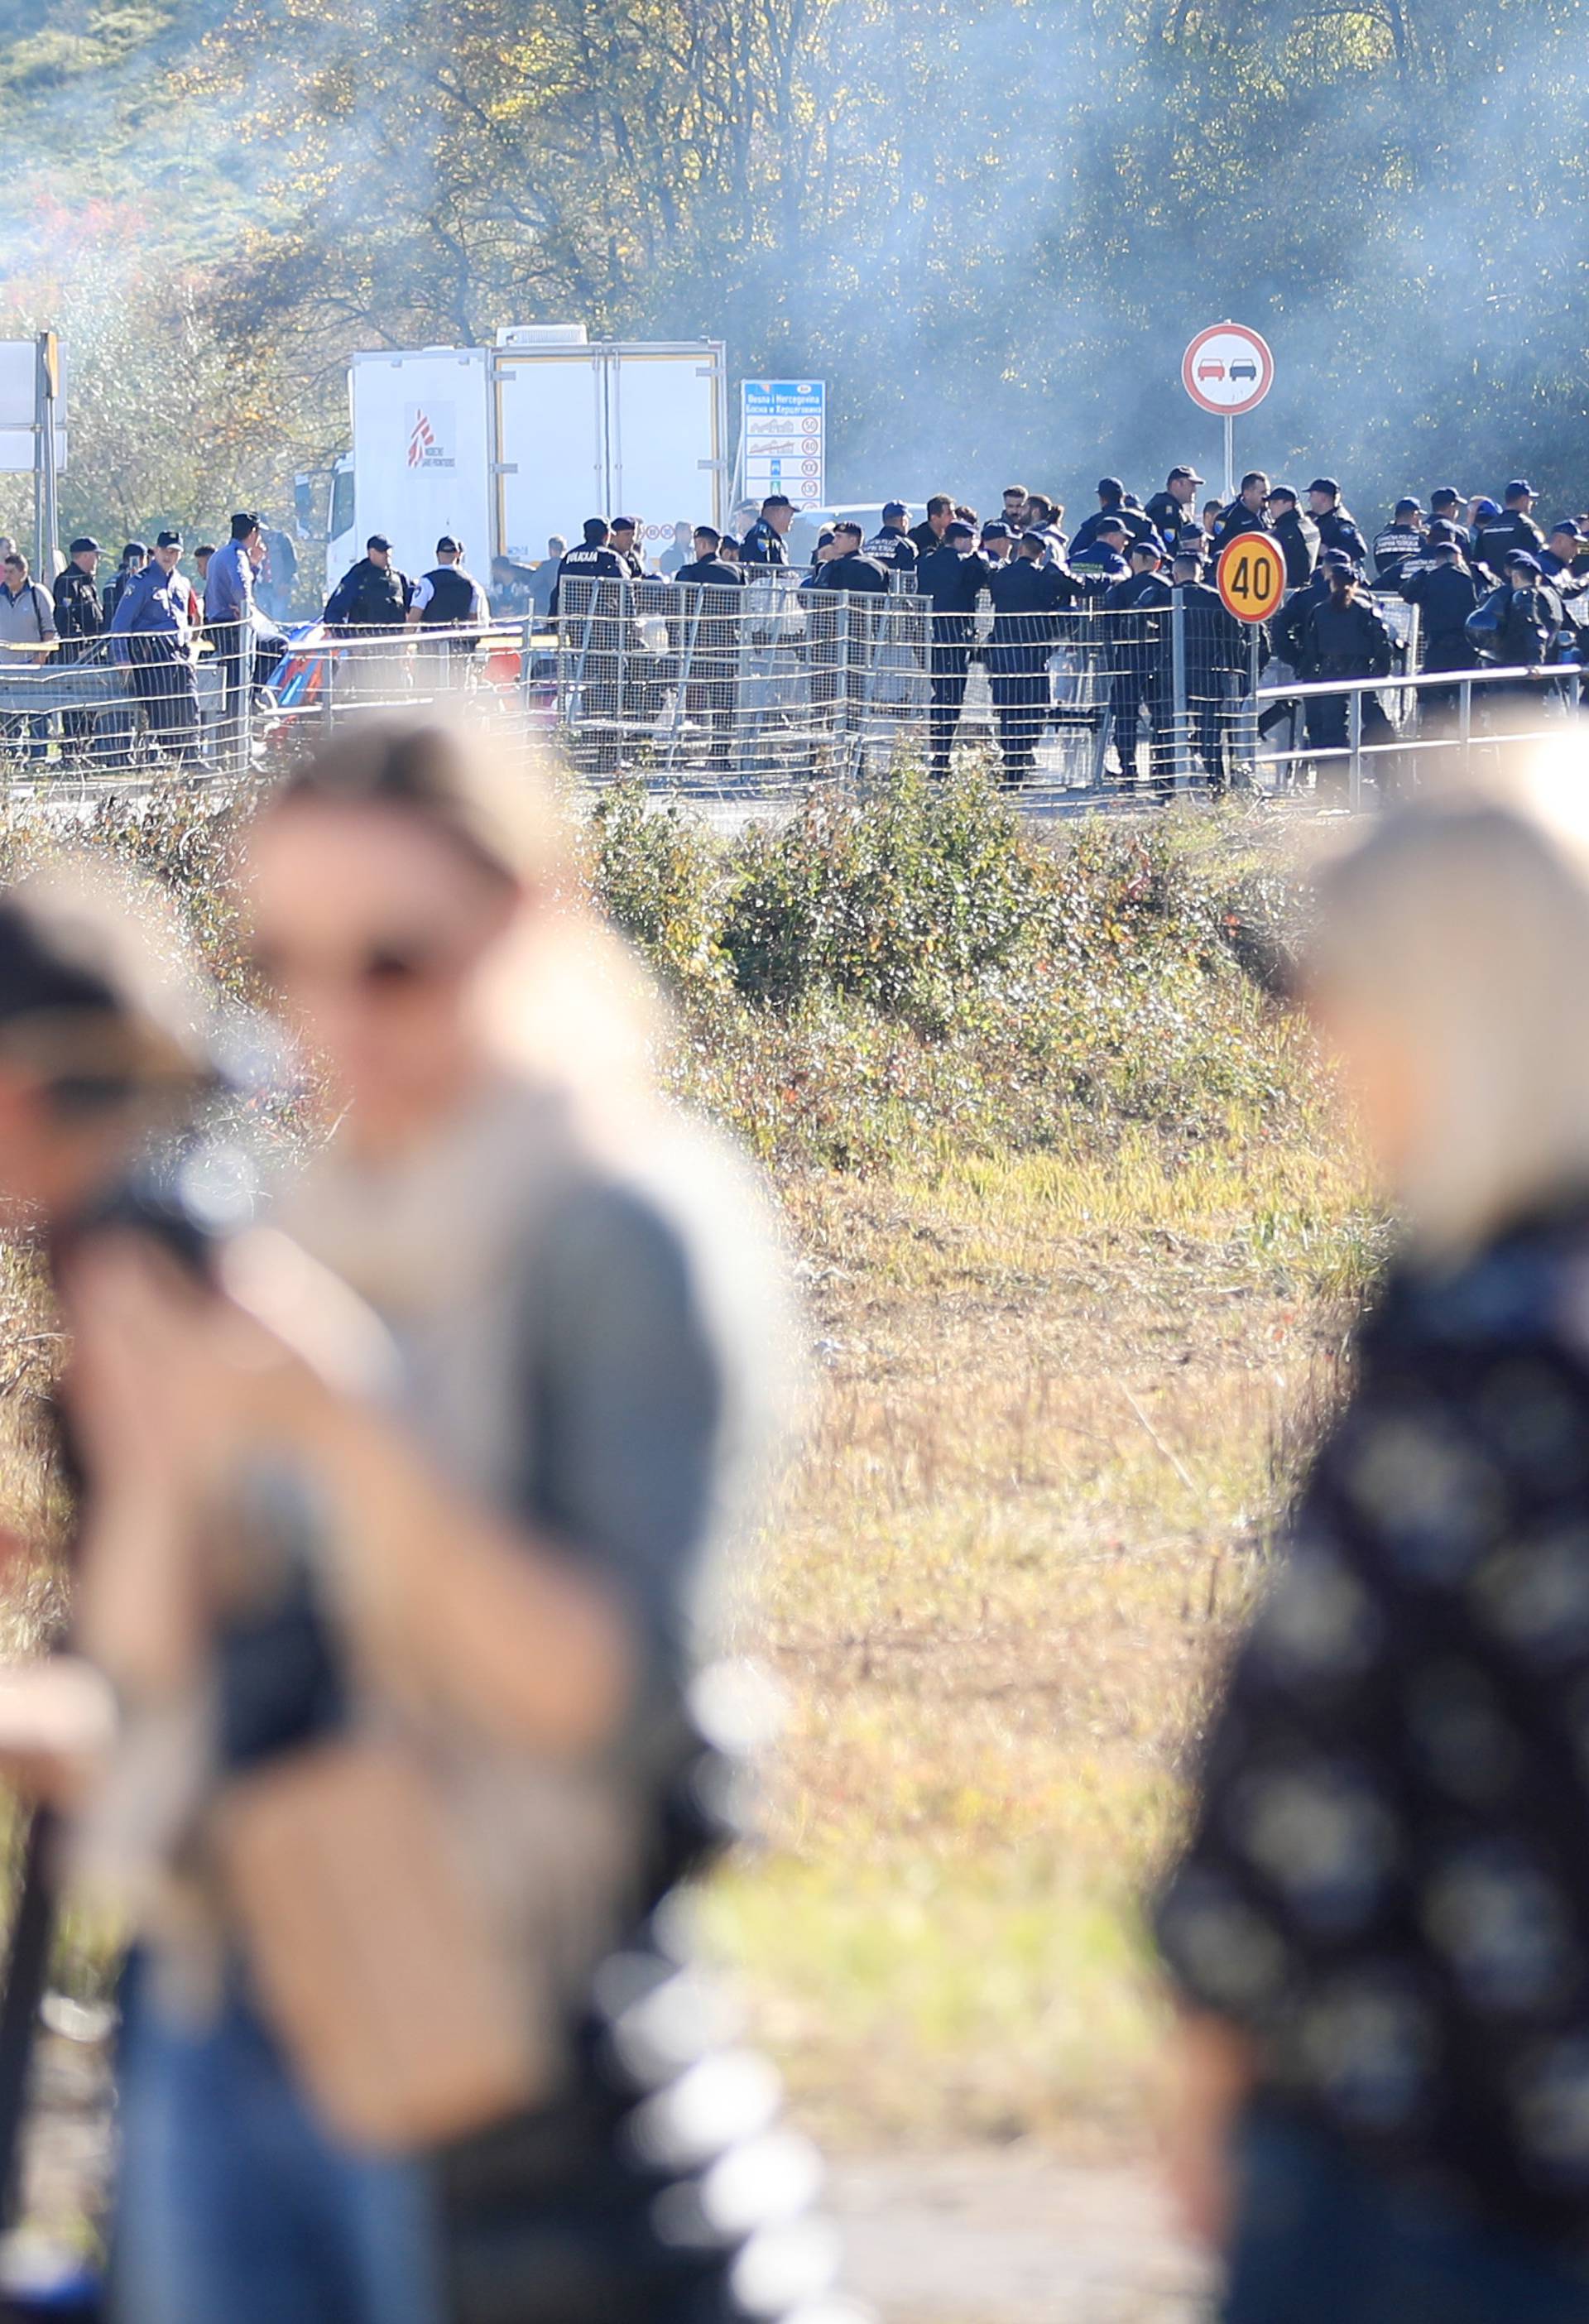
[1103,539,1174,790]
[406,535,491,689]
[1265,489,1318,587]
[548,519,632,767]
[800,521,888,737]
[910,497,956,559]
[1166,548,1251,792]
[1471,483,1547,579]
[204,511,261,766]
[1371,499,1426,586]
[917,520,991,777]
[108,530,201,766]
[1212,473,1273,549]
[608,518,646,579]
[52,536,103,760]
[863,503,919,585]
[672,524,746,771]
[1070,480,1155,560]
[1306,479,1369,568]
[985,532,1067,785]
[1145,468,1205,552]
[1397,535,1481,727]
[741,497,794,566]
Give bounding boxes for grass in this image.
[0,766,1376,2182]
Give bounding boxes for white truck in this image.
[321,324,729,593]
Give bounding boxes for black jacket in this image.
[800,551,888,596]
[1397,561,1482,665]
[985,558,1068,670]
[1473,510,1547,579]
[52,564,103,657]
[416,564,484,631]
[674,557,745,589]
[324,556,411,631]
[1212,500,1271,549]
[1475,581,1565,668]
[1314,505,1369,565]
[1070,502,1155,558]
[1371,521,1425,586]
[1271,507,1318,588]
[916,545,992,618]
[547,543,628,622]
[1303,590,1395,679]
[863,529,918,580]
[739,518,789,567]
[1176,579,1250,674]
[1274,574,1331,674]
[1144,489,1198,548]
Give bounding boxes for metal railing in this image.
[0,582,1582,812]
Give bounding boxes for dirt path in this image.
[829,2150,1210,2323]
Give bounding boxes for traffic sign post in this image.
[1183,324,1275,501]
[1216,531,1285,795]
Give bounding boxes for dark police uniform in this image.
[1172,579,1251,790]
[917,542,992,775]
[52,562,103,752]
[739,517,789,567]
[1473,510,1547,581]
[1397,559,1482,718]
[548,540,631,765]
[1371,520,1425,586]
[862,529,919,584]
[1313,504,1369,565]
[1102,568,1174,783]
[1292,588,1395,790]
[1070,502,1155,559]
[108,562,201,765]
[1212,500,1271,550]
[323,556,412,631]
[672,555,746,769]
[1270,507,1319,588]
[985,558,1066,783]
[800,550,889,732]
[1145,490,1198,550]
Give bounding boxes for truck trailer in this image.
[322,325,729,590]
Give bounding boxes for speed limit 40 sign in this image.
[1217,533,1285,624]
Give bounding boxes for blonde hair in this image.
[1308,779,1589,1256]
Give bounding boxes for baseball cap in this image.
[1506,550,1543,574]
[944,521,975,542]
[1097,478,1125,497]
[981,521,1011,540]
[1097,515,1129,535]
[1129,537,1163,559]
[1551,519,1584,540]
[435,535,461,555]
[610,516,638,531]
[367,533,392,552]
[1429,487,1462,508]
[1424,520,1458,546]
[1506,480,1536,498]
[156,531,182,550]
[68,537,98,555]
[1019,529,1050,550]
[1168,466,1204,485]
[882,501,909,521]
[229,511,262,537]
[1319,548,1354,569]
[1308,478,1340,497]
[1472,498,1500,521]
[1394,497,1422,517]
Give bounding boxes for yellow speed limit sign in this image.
[1216,532,1285,622]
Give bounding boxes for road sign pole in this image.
[1223,414,1235,503]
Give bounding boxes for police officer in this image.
[607,518,646,579]
[1306,478,1369,567]
[108,530,201,767]
[984,532,1068,785]
[322,533,413,631]
[863,502,919,583]
[1070,479,1155,560]
[909,496,956,559]
[1070,516,1131,581]
[1372,498,1426,585]
[1397,534,1481,726]
[1428,487,1471,552]
[548,520,632,765]
[800,522,888,595]
[979,519,1015,568]
[1265,487,1319,587]
[1541,521,1589,592]
[204,511,261,765]
[407,535,490,688]
[1103,538,1174,789]
[1290,559,1395,798]
[741,496,794,566]
[672,525,745,771]
[1476,551,1565,699]
[1473,481,1548,578]
[1212,472,1273,549]
[918,519,992,777]
[1145,467,1205,552]
[1168,547,1250,792]
[51,537,103,759]
[103,544,147,627]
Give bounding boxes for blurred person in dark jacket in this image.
[1071,478,1154,559]
[1372,498,1426,585]
[1286,560,1395,796]
[1398,535,1482,727]
[1159,783,1589,2324]
[863,502,919,581]
[1307,478,1368,566]
[103,544,147,627]
[1265,489,1318,587]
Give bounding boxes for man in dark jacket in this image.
[984,534,1069,784]
[1144,468,1204,553]
[1473,552,1566,729]
[1472,484,1546,579]
[671,525,745,770]
[800,523,888,596]
[1372,498,1426,585]
[1292,562,1395,795]
[1428,487,1471,553]
[323,534,413,632]
[1103,538,1174,788]
[740,497,793,566]
[407,535,490,686]
[1167,546,1251,791]
[1398,537,1482,727]
[1265,488,1318,588]
[917,521,992,775]
[1213,472,1272,550]
[52,536,103,758]
[863,503,919,583]
[1070,479,1155,560]
[1541,521,1589,591]
[546,519,632,763]
[909,496,955,560]
[1307,478,1368,567]
[1069,516,1131,582]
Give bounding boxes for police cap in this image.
[1505,550,1543,574]
[1128,537,1163,561]
[68,537,99,555]
[1319,548,1354,569]
[882,501,909,521]
[1429,487,1463,510]
[367,533,392,552]
[1168,466,1204,485]
[1506,480,1537,499]
[1096,516,1130,537]
[1551,520,1584,542]
[156,531,182,550]
[1394,497,1422,518]
[1308,478,1341,499]
[944,521,975,542]
[610,516,638,533]
[1097,477,1125,498]
[435,535,461,555]
[1472,498,1500,521]
[981,521,1011,540]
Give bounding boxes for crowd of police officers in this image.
[535,466,1589,791]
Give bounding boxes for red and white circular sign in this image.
[1182,324,1275,417]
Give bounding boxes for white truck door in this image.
[606,344,727,559]
[495,351,605,561]
[349,348,493,588]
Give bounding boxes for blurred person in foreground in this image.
[1157,775,1589,2322]
[51,717,808,2324]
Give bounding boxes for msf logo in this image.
[404,402,455,471]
